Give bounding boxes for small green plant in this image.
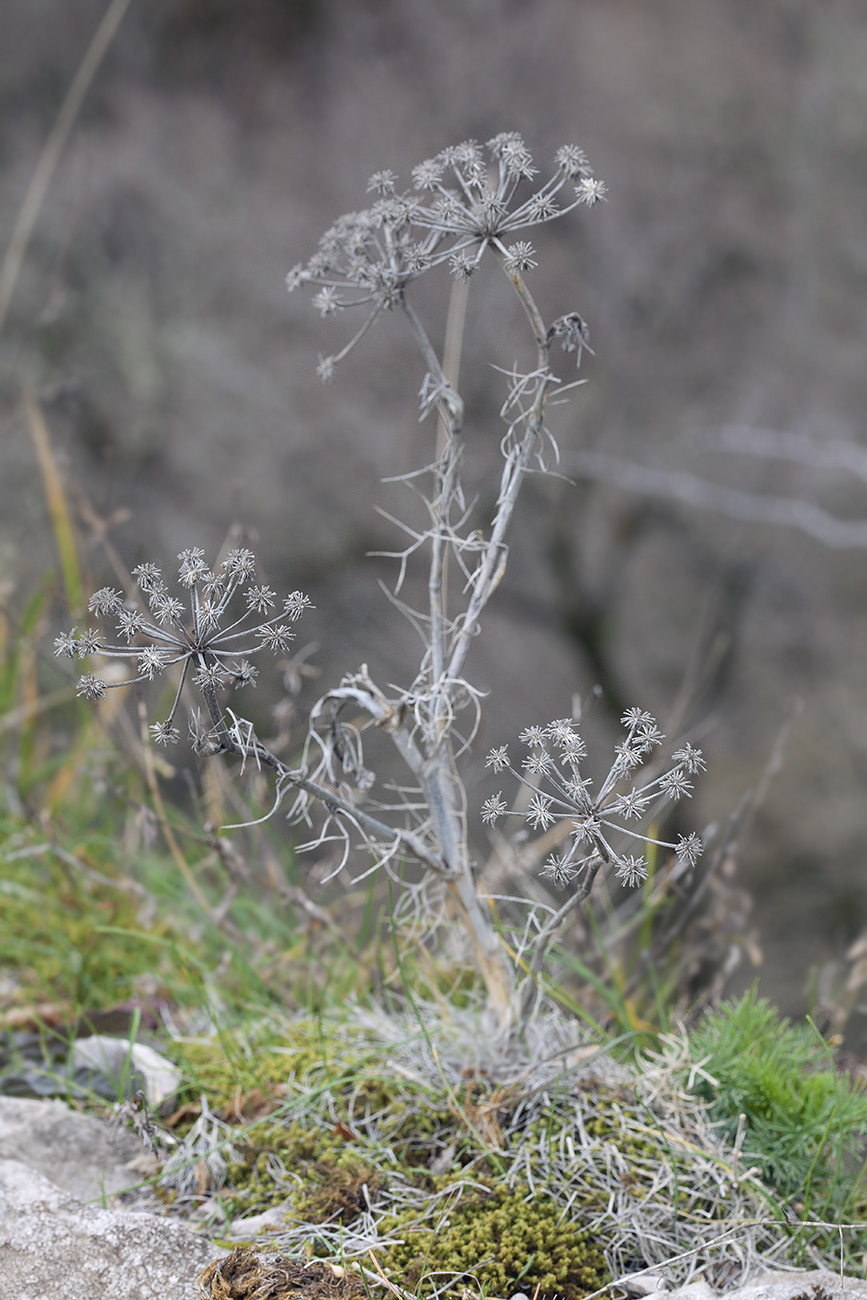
[686,988,867,1215]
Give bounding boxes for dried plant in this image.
[57,133,703,1032]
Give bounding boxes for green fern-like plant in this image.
[687,988,867,1211]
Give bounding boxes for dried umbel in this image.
[54,548,312,750]
[483,709,704,890]
[286,132,605,380]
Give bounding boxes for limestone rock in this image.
[725,1270,867,1300]
[222,1200,293,1241]
[625,1270,867,1300]
[0,1095,143,1203]
[0,1156,223,1300]
[69,1035,182,1106]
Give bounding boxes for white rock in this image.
[665,1284,715,1300]
[723,1270,867,1300]
[0,1157,224,1300]
[70,1035,182,1106]
[623,1271,867,1300]
[0,1095,142,1203]
[223,1200,293,1240]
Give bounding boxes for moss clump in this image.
[375,1183,607,1300]
[171,1028,344,1110]
[223,1120,387,1225]
[295,1156,385,1224]
[173,1027,448,1117]
[223,1120,339,1219]
[220,1115,608,1298]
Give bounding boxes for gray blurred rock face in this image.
[4,1,867,1018]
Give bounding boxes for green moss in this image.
[223,1120,325,1219]
[375,1183,607,1299]
[223,1118,389,1223]
[293,1155,386,1225]
[169,1019,387,1116]
[174,1025,678,1295]
[171,1026,462,1167]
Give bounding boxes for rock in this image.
[0,1157,222,1300]
[663,1285,715,1300]
[69,1035,182,1107]
[626,1272,867,1300]
[724,1270,867,1300]
[0,1095,143,1203]
[0,1028,183,1105]
[0,1095,228,1298]
[222,1200,293,1241]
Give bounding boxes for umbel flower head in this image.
[482,709,704,889]
[54,548,312,747]
[285,132,606,380]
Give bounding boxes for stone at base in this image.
[0,1157,224,1300]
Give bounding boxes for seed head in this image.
[58,548,311,745]
[288,133,605,379]
[150,721,180,746]
[503,242,538,275]
[575,176,607,205]
[541,855,579,889]
[54,630,78,658]
[76,629,103,656]
[481,793,508,825]
[616,855,649,888]
[675,832,703,868]
[88,588,124,616]
[485,746,510,773]
[483,707,706,891]
[76,673,107,701]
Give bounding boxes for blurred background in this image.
[3,0,867,1030]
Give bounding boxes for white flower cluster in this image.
[54,548,312,746]
[483,709,704,889]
